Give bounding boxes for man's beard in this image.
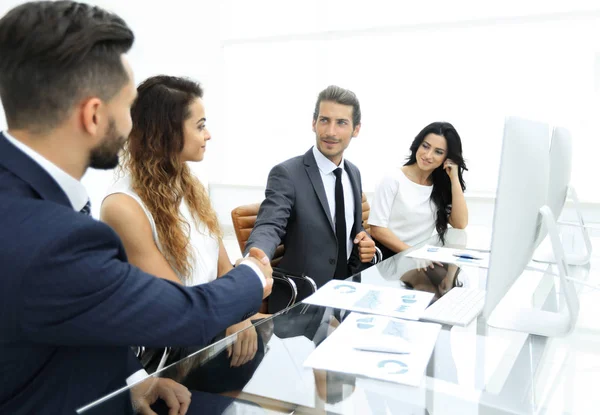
[89,119,125,170]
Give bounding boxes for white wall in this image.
[0,0,598,224]
[217,1,600,200]
[0,0,222,217]
[214,0,600,227]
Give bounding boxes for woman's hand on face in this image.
[444,159,459,181]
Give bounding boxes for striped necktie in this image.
[80,200,91,216]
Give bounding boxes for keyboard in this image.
[420,287,486,327]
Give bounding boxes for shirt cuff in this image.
[126,369,148,386]
[239,260,266,288]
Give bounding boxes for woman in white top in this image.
[101,75,259,369]
[369,122,468,256]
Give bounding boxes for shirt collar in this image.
[312,145,345,175]
[3,131,89,211]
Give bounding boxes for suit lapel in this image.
[344,162,362,236]
[303,149,335,231]
[0,133,71,208]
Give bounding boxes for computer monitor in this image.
[533,127,592,265]
[531,127,571,252]
[546,127,572,220]
[483,117,579,337]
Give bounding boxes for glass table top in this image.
[77,227,599,414]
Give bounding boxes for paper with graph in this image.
[304,313,441,386]
[303,280,434,320]
[406,245,490,269]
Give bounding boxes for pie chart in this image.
[401,294,417,304]
[334,284,357,294]
[356,316,376,329]
[377,359,408,375]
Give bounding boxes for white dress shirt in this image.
[312,146,356,259]
[4,131,89,211]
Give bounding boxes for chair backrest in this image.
[231,203,284,267]
[231,192,371,267]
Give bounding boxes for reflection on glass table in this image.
[78,228,597,415]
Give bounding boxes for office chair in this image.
[231,193,371,262]
[231,193,371,313]
[231,203,285,266]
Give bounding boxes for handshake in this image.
[237,247,274,300]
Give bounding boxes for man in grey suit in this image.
[245,85,381,295]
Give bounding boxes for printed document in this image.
[303,280,434,320]
[406,245,490,268]
[304,313,441,386]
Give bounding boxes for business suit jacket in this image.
[245,147,370,288]
[0,134,263,414]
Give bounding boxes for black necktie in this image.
[333,168,347,279]
[80,200,91,216]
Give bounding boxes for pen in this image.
[452,253,481,260]
[353,346,410,355]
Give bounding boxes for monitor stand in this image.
[533,186,592,266]
[487,205,580,337]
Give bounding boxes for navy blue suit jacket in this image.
[0,134,263,414]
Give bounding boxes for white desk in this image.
[78,226,600,415]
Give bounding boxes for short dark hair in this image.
[0,1,134,130]
[312,85,361,127]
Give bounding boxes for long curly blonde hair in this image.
[120,75,221,282]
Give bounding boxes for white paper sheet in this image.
[406,245,490,268]
[304,313,442,387]
[303,280,434,320]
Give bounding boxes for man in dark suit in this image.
[0,2,273,414]
[245,85,381,292]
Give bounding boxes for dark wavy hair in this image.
[120,75,220,282]
[404,122,467,244]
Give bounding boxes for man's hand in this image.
[131,377,191,415]
[226,318,258,367]
[354,231,376,263]
[245,247,273,299]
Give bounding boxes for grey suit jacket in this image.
[245,147,370,287]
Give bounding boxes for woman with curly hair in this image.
[101,75,260,372]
